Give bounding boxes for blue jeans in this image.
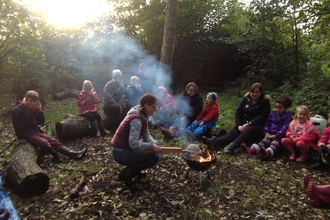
[112,141,161,167]
[186,119,215,138]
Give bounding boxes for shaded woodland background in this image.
[0,0,329,118]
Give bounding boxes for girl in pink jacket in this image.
[281,105,319,163]
[78,80,110,137]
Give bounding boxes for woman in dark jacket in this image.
[203,82,271,154]
[161,82,203,139]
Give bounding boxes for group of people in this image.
[11,75,330,206]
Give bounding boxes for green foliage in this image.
[44,97,80,131]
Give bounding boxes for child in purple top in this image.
[242,94,293,160]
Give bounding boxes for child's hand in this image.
[199,122,204,126]
[35,100,42,111]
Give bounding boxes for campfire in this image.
[182,144,216,186]
[196,149,212,162]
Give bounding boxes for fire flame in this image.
[196,149,212,162]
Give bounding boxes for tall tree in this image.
[159,0,177,73]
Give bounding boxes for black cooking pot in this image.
[182,150,216,171]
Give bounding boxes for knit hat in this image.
[112,69,123,79]
[208,92,218,102]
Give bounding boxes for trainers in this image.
[202,136,218,150]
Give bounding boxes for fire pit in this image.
[182,144,216,186]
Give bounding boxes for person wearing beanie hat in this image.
[184,92,219,140]
[203,82,271,154]
[103,69,126,132]
[112,69,123,80]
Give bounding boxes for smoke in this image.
[77,27,172,93]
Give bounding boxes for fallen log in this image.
[4,141,49,196]
[55,113,111,140]
[51,89,79,100]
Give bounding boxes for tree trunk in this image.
[4,142,49,196]
[158,0,177,83]
[55,113,111,140]
[51,89,79,100]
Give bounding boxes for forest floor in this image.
[1,112,330,219]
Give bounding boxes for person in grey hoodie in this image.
[103,69,126,133]
[111,93,161,187]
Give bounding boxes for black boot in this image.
[118,162,150,187]
[202,136,218,150]
[118,166,135,187]
[49,147,63,163]
[224,142,238,154]
[59,146,87,160]
[311,154,326,169]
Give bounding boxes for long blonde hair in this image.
[82,80,94,92]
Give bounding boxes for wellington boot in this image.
[287,147,296,161]
[91,121,101,137]
[49,147,63,163]
[59,146,87,160]
[296,146,309,163]
[260,147,271,161]
[241,143,257,155]
[98,121,110,135]
[305,174,330,207]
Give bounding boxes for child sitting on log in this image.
[78,80,110,137]
[11,90,87,162]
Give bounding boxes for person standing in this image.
[11,90,87,163]
[103,69,126,133]
[111,93,161,187]
[203,82,271,154]
[136,63,157,94]
[78,80,110,137]
[123,76,144,110]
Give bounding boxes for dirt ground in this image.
[1,114,330,219]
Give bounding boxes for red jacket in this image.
[285,120,319,151]
[195,101,219,123]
